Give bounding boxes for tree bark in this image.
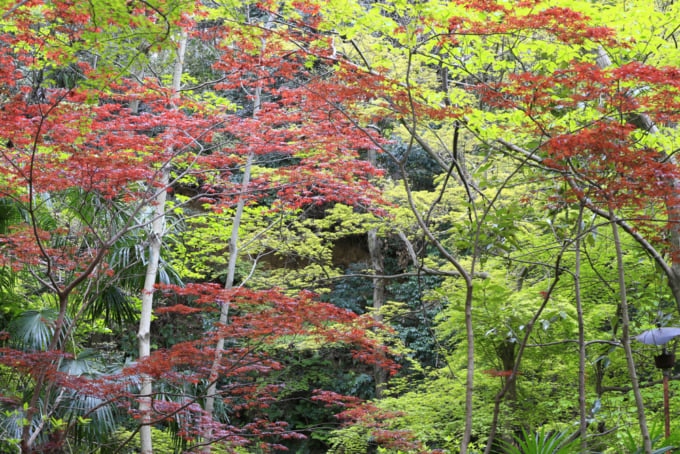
[201,151,253,453]
[366,146,387,396]
[610,208,652,454]
[368,229,385,313]
[136,30,187,454]
[367,228,387,396]
[137,168,168,454]
[396,160,475,453]
[575,205,588,451]
[202,15,268,447]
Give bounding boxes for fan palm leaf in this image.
[85,284,138,327]
[57,350,124,448]
[8,308,69,351]
[64,392,119,446]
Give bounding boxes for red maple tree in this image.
[0,1,394,452]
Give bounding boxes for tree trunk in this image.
[368,231,385,310]
[366,146,387,396]
[575,205,588,450]
[136,30,186,454]
[496,341,517,401]
[201,151,253,453]
[461,283,474,454]
[367,228,387,396]
[137,168,168,454]
[610,208,652,454]
[202,17,266,445]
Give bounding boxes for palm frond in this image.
[59,349,101,377]
[0,266,17,295]
[158,256,183,286]
[0,401,48,450]
[0,266,21,329]
[8,308,69,351]
[59,350,125,446]
[65,392,120,446]
[85,285,138,326]
[0,408,27,450]
[502,427,581,454]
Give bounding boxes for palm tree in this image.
[0,188,184,453]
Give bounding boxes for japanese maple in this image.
[281,0,680,452]
[0,0,393,452]
[5,0,680,453]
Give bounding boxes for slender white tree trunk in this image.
[202,29,269,452]
[137,30,187,454]
[366,149,387,396]
[575,206,587,450]
[368,224,388,397]
[610,208,652,454]
[201,151,253,453]
[137,169,168,454]
[201,14,274,450]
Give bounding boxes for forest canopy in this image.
[0,0,680,453]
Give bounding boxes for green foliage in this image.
[361,372,488,451]
[0,266,21,326]
[324,263,373,314]
[0,199,23,234]
[617,423,676,454]
[3,0,680,452]
[107,426,220,454]
[62,392,119,449]
[501,427,581,454]
[8,308,67,351]
[246,344,380,453]
[171,203,377,294]
[0,348,125,452]
[378,141,441,191]
[85,285,138,328]
[327,425,374,454]
[384,273,444,368]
